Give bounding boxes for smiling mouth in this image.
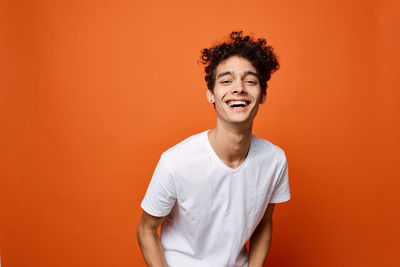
[226,100,251,108]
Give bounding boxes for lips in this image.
[225,99,251,108]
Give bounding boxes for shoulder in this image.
[251,135,287,164]
[160,130,209,169]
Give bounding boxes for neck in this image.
[207,118,253,168]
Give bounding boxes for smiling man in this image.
[137,31,291,267]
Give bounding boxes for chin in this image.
[227,116,253,125]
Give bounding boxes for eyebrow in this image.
[245,71,259,78]
[216,71,259,79]
[216,71,232,79]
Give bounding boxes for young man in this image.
[137,31,291,267]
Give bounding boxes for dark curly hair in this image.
[200,31,280,98]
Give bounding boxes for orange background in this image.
[1,0,399,266]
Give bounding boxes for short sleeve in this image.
[269,156,291,203]
[141,155,177,217]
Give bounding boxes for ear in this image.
[206,90,214,103]
[260,93,266,104]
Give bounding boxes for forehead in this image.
[215,55,257,75]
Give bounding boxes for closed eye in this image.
[245,80,258,84]
[221,80,232,84]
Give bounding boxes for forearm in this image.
[248,219,273,267]
[137,228,168,267]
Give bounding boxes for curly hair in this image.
[200,31,280,98]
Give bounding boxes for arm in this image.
[248,203,275,267]
[137,210,168,267]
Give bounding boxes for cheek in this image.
[213,89,228,101]
[249,87,262,99]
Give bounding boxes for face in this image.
[206,55,265,125]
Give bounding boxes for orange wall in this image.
[1,0,399,266]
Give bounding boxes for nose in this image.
[232,81,247,95]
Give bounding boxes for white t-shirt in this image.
[141,130,291,267]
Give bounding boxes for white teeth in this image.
[228,101,248,107]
